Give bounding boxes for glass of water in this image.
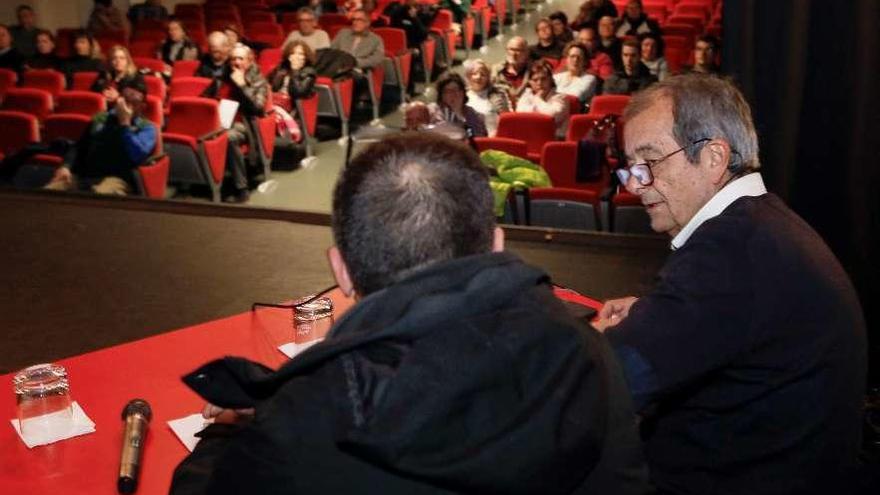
[13,363,73,437]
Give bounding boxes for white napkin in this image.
[10,401,95,448]
[168,413,213,452]
[278,338,323,359]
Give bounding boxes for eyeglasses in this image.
[615,138,710,186]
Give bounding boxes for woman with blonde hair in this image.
[92,45,145,106]
[463,59,509,137]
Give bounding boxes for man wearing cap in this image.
[45,81,156,195]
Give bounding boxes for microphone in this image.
[117,399,152,494]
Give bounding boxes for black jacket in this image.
[268,65,317,100]
[171,252,650,495]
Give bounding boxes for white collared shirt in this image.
[671,173,768,250]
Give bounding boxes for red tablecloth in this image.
[0,288,600,494]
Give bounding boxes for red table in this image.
[0,291,353,495]
[0,289,600,495]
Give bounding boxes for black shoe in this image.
[223,189,250,204]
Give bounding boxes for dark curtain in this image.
[723,0,880,386]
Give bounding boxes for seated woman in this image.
[553,42,598,104]
[516,60,570,139]
[428,72,488,138]
[639,32,668,81]
[91,45,145,106]
[26,30,64,71]
[267,40,317,142]
[158,18,200,79]
[63,31,106,86]
[463,59,510,137]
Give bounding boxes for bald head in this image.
[506,36,529,66]
[207,31,231,63]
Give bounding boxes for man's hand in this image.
[594,296,638,332]
[115,98,133,126]
[231,68,246,86]
[202,403,255,424]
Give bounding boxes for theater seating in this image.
[55,91,106,116]
[133,135,170,199]
[163,97,229,202]
[0,110,40,162]
[1,88,53,122]
[527,187,602,231]
[473,137,529,160]
[496,112,557,163]
[21,70,66,99]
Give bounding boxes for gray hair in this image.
[624,74,760,173]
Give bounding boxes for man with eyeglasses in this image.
[282,7,330,53]
[331,8,385,71]
[595,74,866,494]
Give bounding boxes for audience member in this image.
[428,72,487,138]
[548,11,574,44]
[158,19,200,77]
[195,32,232,94]
[576,27,613,79]
[128,0,169,24]
[26,30,63,71]
[682,35,721,74]
[223,24,269,54]
[387,0,430,51]
[602,39,656,94]
[87,0,131,38]
[530,18,564,60]
[491,36,531,106]
[554,42,598,104]
[268,40,317,111]
[330,9,385,71]
[221,43,270,203]
[596,15,622,67]
[402,100,431,130]
[9,5,40,59]
[170,131,650,494]
[92,45,145,106]
[0,25,25,73]
[639,32,667,81]
[572,0,618,30]
[463,59,509,137]
[64,31,106,85]
[45,81,156,196]
[282,7,331,53]
[616,0,661,38]
[516,60,570,138]
[597,73,866,495]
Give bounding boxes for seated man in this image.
[576,27,614,80]
[597,74,867,494]
[218,43,270,203]
[45,81,156,195]
[602,39,656,95]
[282,7,330,53]
[330,8,385,72]
[9,5,40,59]
[596,15,622,68]
[170,133,650,494]
[530,18,564,60]
[549,11,575,44]
[195,31,232,96]
[0,24,24,72]
[681,35,721,75]
[491,36,531,107]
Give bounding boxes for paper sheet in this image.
[278,338,323,359]
[218,99,240,129]
[10,401,95,448]
[168,413,213,452]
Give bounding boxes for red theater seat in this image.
[21,70,66,99]
[1,88,53,122]
[496,112,557,162]
[163,97,228,202]
[473,137,529,160]
[55,91,106,117]
[528,187,602,231]
[0,110,40,162]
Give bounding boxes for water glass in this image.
[13,363,73,437]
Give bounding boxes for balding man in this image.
[171,132,650,494]
[195,31,232,91]
[491,36,531,106]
